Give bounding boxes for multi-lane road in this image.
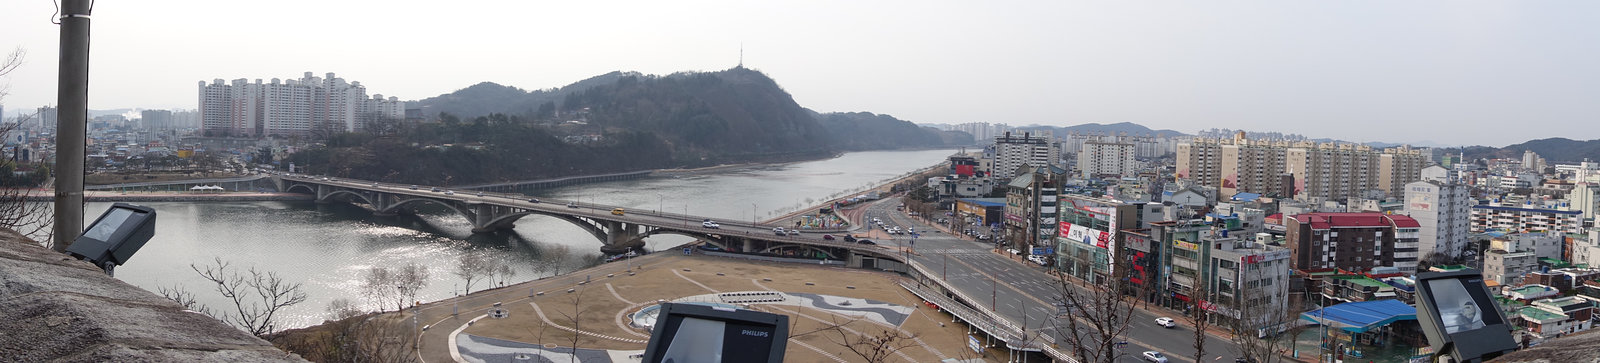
[854,197,1243,363]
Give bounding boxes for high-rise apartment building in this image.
[1285,212,1421,272]
[1176,139,1223,190]
[1220,132,1290,198]
[34,106,57,130]
[954,122,1007,143]
[1177,134,1426,201]
[199,72,404,138]
[140,110,174,131]
[1404,180,1472,262]
[991,132,1058,181]
[1077,141,1136,178]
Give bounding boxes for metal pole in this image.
[52,0,92,252]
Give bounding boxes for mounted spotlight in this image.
[65,203,156,277]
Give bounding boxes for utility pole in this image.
[52,0,92,252]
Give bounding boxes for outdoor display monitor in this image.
[65,203,157,270]
[1414,269,1517,362]
[642,302,789,363]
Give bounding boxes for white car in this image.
[702,221,720,229]
[1142,351,1168,363]
[1155,317,1176,328]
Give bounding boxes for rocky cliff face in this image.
[0,230,304,362]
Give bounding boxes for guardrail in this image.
[904,259,1077,362]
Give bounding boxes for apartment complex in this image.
[1077,141,1136,178]
[1470,201,1582,234]
[1404,180,1473,261]
[199,72,405,138]
[1176,133,1427,201]
[1284,212,1421,272]
[991,132,1059,181]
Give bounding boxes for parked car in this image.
[702,220,721,229]
[1142,351,1168,363]
[822,234,835,240]
[1155,317,1176,328]
[611,208,626,216]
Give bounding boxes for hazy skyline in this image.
[1,1,1595,147]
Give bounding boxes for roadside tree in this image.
[1049,266,1150,363]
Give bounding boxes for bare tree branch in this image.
[1048,267,1149,363]
[192,257,308,336]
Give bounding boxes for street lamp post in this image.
[656,193,664,216]
[752,203,758,226]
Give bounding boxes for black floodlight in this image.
[65,203,156,276]
[642,302,789,363]
[1414,269,1517,362]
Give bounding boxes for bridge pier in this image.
[598,220,645,254]
[314,185,333,204]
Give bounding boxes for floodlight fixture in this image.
[1414,269,1517,363]
[64,203,156,276]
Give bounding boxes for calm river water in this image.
[102,149,956,329]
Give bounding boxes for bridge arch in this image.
[284,183,316,194]
[378,197,473,221]
[321,190,377,206]
[478,211,608,243]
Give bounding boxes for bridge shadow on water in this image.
[304,201,620,276]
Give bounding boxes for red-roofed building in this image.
[1286,213,1423,273]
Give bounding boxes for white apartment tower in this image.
[1077,141,1136,178]
[1405,178,1473,262]
[199,72,405,138]
[992,132,1058,181]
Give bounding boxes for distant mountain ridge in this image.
[1461,138,1600,164]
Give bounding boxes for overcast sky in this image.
[1,1,1596,147]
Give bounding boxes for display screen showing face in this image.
[1427,278,1500,334]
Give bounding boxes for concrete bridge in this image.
[274,174,904,266]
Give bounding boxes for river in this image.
[99,149,956,329]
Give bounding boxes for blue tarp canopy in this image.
[1300,299,1416,334]
[1231,192,1262,202]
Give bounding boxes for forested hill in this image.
[287,68,970,185]
[409,67,970,154]
[557,68,831,159]
[409,72,631,119]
